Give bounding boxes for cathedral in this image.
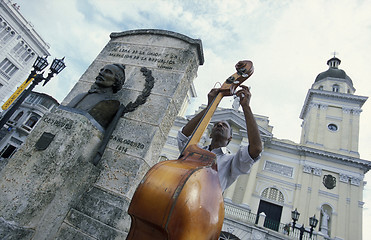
[161,57,371,240]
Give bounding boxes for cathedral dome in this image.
[315,57,353,87]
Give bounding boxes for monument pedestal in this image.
[0,107,104,239]
[0,29,203,239]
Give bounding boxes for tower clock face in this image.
[328,123,338,131]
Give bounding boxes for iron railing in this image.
[224,200,256,224]
[224,200,318,239]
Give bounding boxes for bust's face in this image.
[95,65,117,88]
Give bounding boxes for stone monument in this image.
[0,29,203,239]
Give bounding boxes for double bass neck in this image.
[180,60,254,155]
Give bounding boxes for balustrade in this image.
[223,200,318,239]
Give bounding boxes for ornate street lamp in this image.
[291,208,300,231]
[42,57,66,86]
[32,56,49,73]
[0,56,66,129]
[291,208,318,240]
[309,214,319,237]
[49,57,66,74]
[291,208,300,222]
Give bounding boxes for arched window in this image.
[16,43,26,56]
[2,30,15,42]
[0,27,15,43]
[319,86,323,90]
[12,40,24,53]
[21,48,30,60]
[332,84,339,92]
[24,52,35,62]
[25,116,39,128]
[0,26,10,38]
[261,187,284,203]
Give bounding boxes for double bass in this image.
[127,60,254,240]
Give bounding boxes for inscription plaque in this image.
[105,42,184,70]
[264,160,293,178]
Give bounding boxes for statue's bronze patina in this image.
[67,64,125,128]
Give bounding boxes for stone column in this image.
[0,29,203,240]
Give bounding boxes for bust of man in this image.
[67,64,125,128]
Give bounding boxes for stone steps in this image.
[55,186,130,239]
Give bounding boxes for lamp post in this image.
[0,56,66,129]
[291,208,319,240]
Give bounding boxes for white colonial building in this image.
[160,57,371,240]
[0,0,50,106]
[0,91,58,168]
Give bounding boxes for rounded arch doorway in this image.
[256,187,285,231]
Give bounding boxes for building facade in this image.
[0,0,50,106]
[160,57,371,240]
[0,91,58,168]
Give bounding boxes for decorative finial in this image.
[327,52,341,68]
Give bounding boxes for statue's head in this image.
[95,64,125,93]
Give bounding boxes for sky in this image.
[13,0,371,238]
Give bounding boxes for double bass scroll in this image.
[181,60,254,155]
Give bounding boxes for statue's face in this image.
[95,65,117,88]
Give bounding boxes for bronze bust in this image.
[67,64,125,128]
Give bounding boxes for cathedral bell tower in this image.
[299,57,368,157]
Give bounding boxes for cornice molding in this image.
[300,89,368,119]
[266,138,371,173]
[0,1,50,54]
[312,77,355,92]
